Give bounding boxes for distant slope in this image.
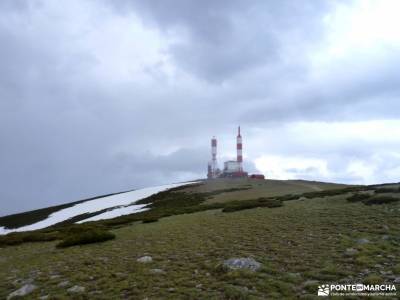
[184,178,349,204]
[0,178,350,235]
[0,182,199,234]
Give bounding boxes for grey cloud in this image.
[0,0,398,216]
[107,0,332,82]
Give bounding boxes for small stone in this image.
[168,288,175,292]
[223,257,262,271]
[382,235,390,240]
[357,238,370,245]
[67,285,85,293]
[57,280,70,287]
[287,272,301,278]
[7,284,37,299]
[345,248,358,256]
[394,277,400,284]
[196,284,203,289]
[150,269,165,274]
[39,295,49,300]
[112,272,126,278]
[303,280,319,287]
[137,256,153,263]
[50,275,61,280]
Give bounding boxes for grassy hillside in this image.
[0,179,346,231]
[0,180,399,299]
[185,178,347,204]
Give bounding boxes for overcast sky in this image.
[1,0,400,216]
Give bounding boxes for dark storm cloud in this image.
[108,0,331,82]
[0,0,399,216]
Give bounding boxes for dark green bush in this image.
[374,187,400,194]
[347,193,371,203]
[276,194,299,201]
[222,198,283,213]
[363,196,400,205]
[56,228,115,248]
[0,231,59,247]
[303,189,349,199]
[142,217,159,223]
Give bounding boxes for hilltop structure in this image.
[207,127,249,178]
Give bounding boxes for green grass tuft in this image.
[363,196,400,205]
[222,198,283,213]
[346,193,371,202]
[56,228,115,248]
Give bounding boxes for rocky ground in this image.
[0,181,399,299]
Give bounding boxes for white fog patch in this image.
[255,155,329,180]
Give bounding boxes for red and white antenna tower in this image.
[211,136,217,177]
[236,126,243,172]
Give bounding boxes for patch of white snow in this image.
[0,181,198,235]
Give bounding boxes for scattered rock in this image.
[7,284,37,299]
[12,278,33,286]
[168,288,175,292]
[137,256,153,263]
[150,269,165,274]
[57,280,70,287]
[39,295,49,300]
[98,257,109,263]
[112,272,127,279]
[382,235,390,240]
[380,270,392,275]
[357,238,370,245]
[50,275,61,280]
[287,272,301,279]
[67,285,85,293]
[345,248,358,256]
[223,257,262,271]
[394,277,400,284]
[303,280,319,287]
[196,284,203,289]
[89,290,102,295]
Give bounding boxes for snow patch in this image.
[0,181,198,235]
[77,204,149,223]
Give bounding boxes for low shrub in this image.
[363,196,400,206]
[276,194,299,201]
[374,187,400,194]
[56,228,115,248]
[303,189,348,199]
[222,198,283,213]
[142,217,159,223]
[0,231,59,247]
[346,193,371,203]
